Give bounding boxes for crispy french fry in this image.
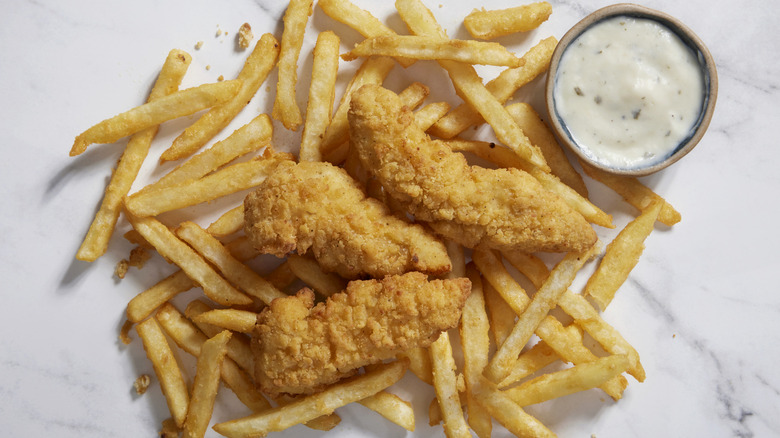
[318,0,414,67]
[126,215,252,306]
[320,56,396,156]
[206,205,245,238]
[144,115,273,194]
[155,303,272,413]
[358,391,416,431]
[343,36,524,67]
[580,161,682,226]
[485,243,601,383]
[460,264,492,438]
[71,80,241,156]
[444,240,466,279]
[286,254,346,297]
[182,330,231,438]
[396,0,549,172]
[446,137,613,228]
[428,36,556,139]
[430,332,470,438]
[185,300,255,375]
[415,102,450,131]
[192,309,258,334]
[126,236,258,323]
[300,31,340,162]
[124,154,290,217]
[135,317,190,427]
[464,2,553,40]
[497,338,560,389]
[472,376,555,438]
[161,34,279,161]
[213,359,408,437]
[76,49,190,261]
[265,260,298,291]
[272,0,314,131]
[398,346,433,385]
[176,221,286,305]
[504,354,631,407]
[585,200,663,310]
[483,279,515,348]
[506,102,589,198]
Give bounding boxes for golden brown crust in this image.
[243,160,451,279]
[348,84,597,253]
[253,272,471,396]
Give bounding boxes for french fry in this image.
[472,376,555,438]
[145,115,273,194]
[497,338,560,389]
[464,2,553,40]
[206,205,245,238]
[503,354,630,407]
[192,309,258,334]
[299,31,340,162]
[213,359,408,437]
[483,279,515,347]
[126,236,259,323]
[155,303,272,413]
[286,254,347,297]
[264,260,298,291]
[319,56,396,156]
[473,249,626,399]
[485,243,601,383]
[358,391,416,431]
[124,154,290,217]
[185,300,255,375]
[415,101,451,131]
[161,34,279,161]
[175,221,286,305]
[135,317,190,427]
[126,214,252,307]
[585,200,663,311]
[343,36,525,67]
[428,36,556,139]
[506,102,589,198]
[398,346,433,385]
[580,160,682,226]
[181,330,232,438]
[272,0,314,131]
[76,49,190,261]
[318,0,415,67]
[460,264,492,438]
[430,332,470,438]
[70,80,241,156]
[396,0,549,172]
[271,394,342,431]
[446,137,613,228]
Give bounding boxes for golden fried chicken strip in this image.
[243,160,451,279]
[253,272,471,396]
[349,84,597,253]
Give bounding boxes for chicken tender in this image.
[253,272,471,396]
[348,84,597,253]
[243,159,451,279]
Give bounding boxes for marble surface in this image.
[1,0,778,437]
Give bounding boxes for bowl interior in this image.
[545,3,718,176]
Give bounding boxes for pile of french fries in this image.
[71,0,683,436]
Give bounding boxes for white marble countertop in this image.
[1,0,778,437]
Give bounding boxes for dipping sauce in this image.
[553,16,705,170]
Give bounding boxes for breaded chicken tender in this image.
[253,272,471,396]
[243,159,451,279]
[348,84,597,253]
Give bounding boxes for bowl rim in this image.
[544,3,718,177]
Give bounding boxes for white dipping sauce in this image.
[554,16,705,170]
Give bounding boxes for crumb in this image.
[591,434,597,438]
[218,75,224,81]
[134,374,151,395]
[265,85,271,92]
[159,418,179,438]
[195,41,204,50]
[128,246,151,269]
[115,259,129,279]
[673,333,676,338]
[238,22,253,49]
[206,65,211,71]
[216,27,223,37]
[119,320,133,345]
[439,3,443,7]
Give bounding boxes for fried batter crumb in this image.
[217,74,224,82]
[134,374,151,395]
[114,259,129,279]
[238,22,253,49]
[128,246,151,269]
[159,418,179,438]
[195,40,204,50]
[119,320,133,345]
